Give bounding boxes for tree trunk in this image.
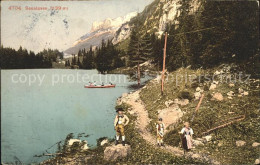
[161,32,167,95]
[137,62,140,87]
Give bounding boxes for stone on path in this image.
[212,92,223,101]
[252,142,260,147]
[236,140,246,147]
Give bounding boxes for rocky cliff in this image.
[113,0,201,44]
[63,12,137,56]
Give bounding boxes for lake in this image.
[1,69,149,164]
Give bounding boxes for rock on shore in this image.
[104,144,131,161]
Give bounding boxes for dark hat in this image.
[159,118,163,121]
[116,107,124,112]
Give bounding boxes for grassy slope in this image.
[139,66,260,164]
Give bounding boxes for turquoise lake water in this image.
[1,69,148,164]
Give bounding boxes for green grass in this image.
[139,66,260,164]
[140,68,206,135]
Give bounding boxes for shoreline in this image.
[39,64,259,164]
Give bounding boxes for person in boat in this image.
[156,118,165,147]
[179,122,194,151]
[109,82,113,85]
[93,81,96,86]
[114,107,129,146]
[89,82,93,86]
[101,82,104,86]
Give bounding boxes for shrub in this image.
[178,91,193,100]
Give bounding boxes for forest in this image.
[0,46,63,69]
[126,0,258,72]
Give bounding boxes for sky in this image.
[1,0,153,53]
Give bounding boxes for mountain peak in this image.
[64,11,137,55]
[91,12,137,32]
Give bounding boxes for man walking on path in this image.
[156,118,165,147]
[114,107,129,146]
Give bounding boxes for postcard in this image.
[1,0,259,164]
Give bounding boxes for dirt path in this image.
[120,90,220,164]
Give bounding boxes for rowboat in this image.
[84,84,116,88]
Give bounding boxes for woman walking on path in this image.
[180,122,194,151]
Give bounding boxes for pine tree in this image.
[95,40,105,73]
[128,18,152,86]
[82,46,94,69]
[77,55,82,68]
[95,39,121,73]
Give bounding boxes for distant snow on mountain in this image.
[91,11,137,32]
[63,12,137,56]
[2,0,154,54]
